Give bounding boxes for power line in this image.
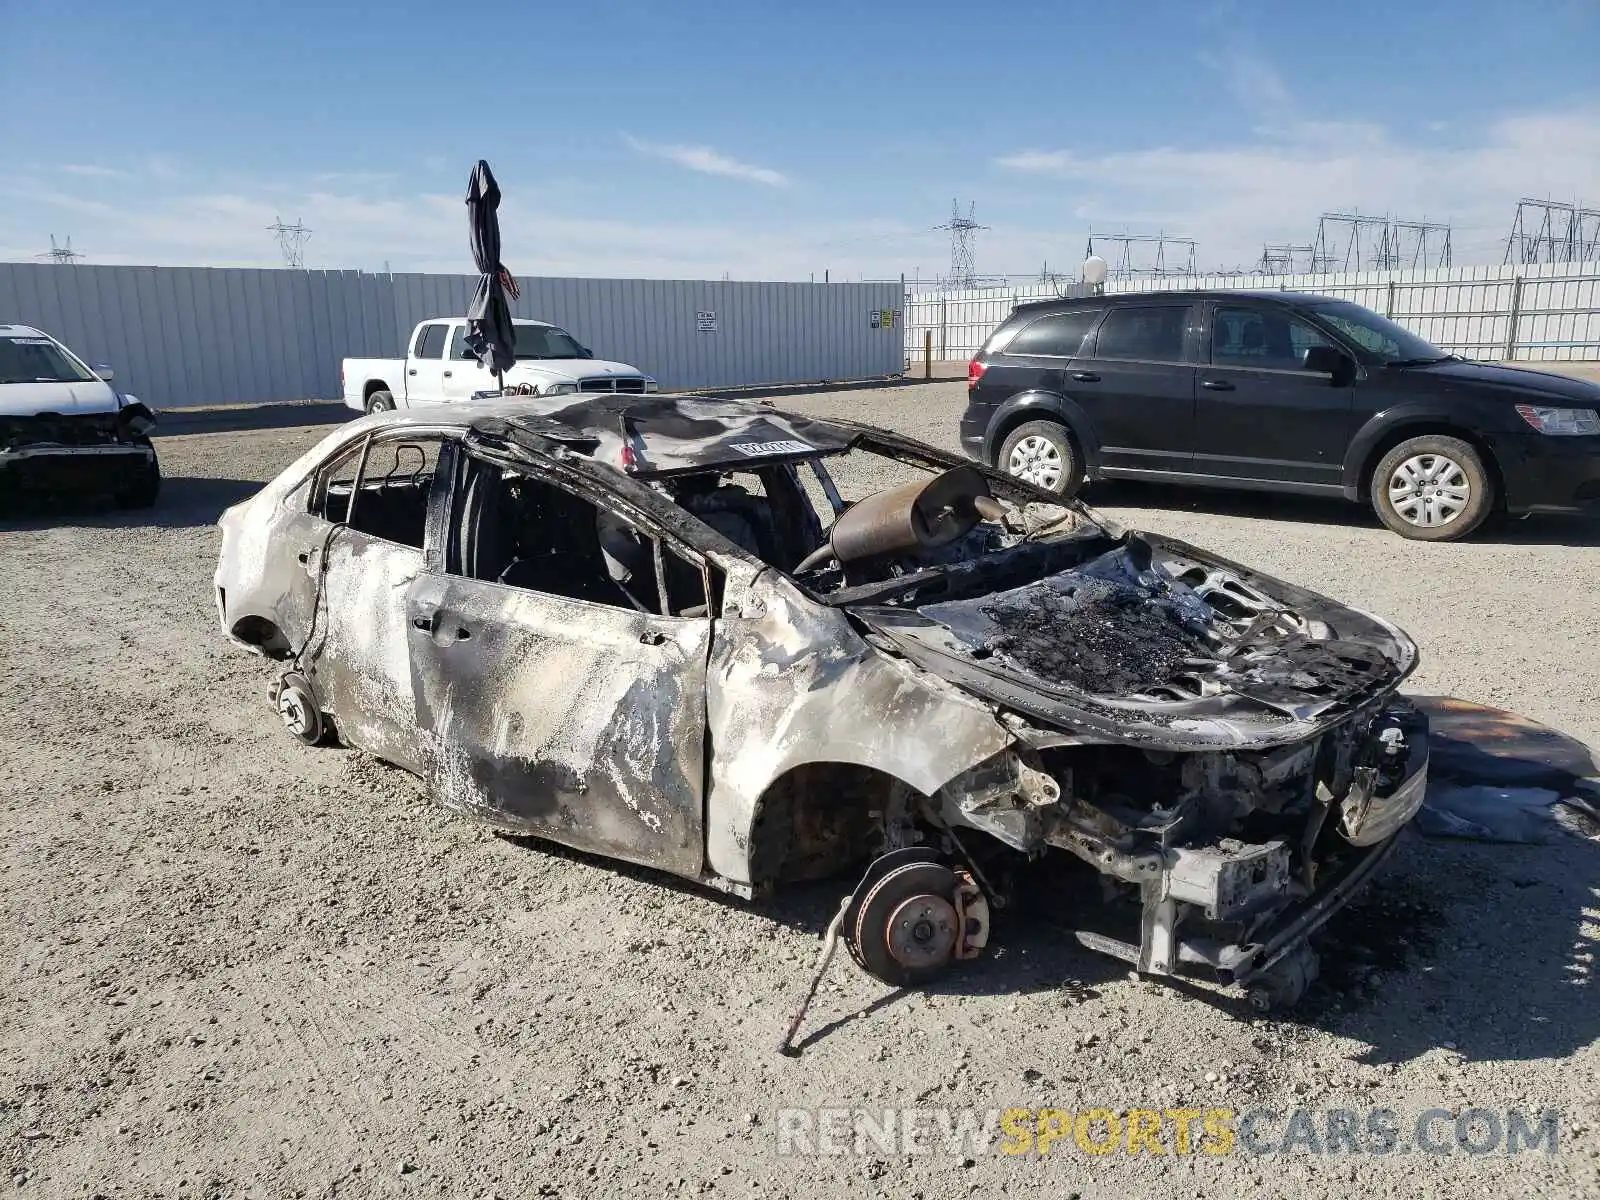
[1258,243,1315,275]
[1502,198,1600,265]
[1085,230,1198,279]
[267,216,312,269]
[932,200,988,288]
[1311,210,1452,271]
[37,234,84,265]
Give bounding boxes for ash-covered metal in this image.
[973,576,1212,696]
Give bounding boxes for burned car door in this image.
[404,450,712,878]
[300,432,450,776]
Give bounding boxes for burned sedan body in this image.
[215,394,1427,1009]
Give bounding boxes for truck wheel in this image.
[114,440,162,509]
[366,390,396,414]
[997,420,1082,498]
[1370,434,1492,541]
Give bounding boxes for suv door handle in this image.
[1070,371,1101,383]
[1201,379,1236,391]
[442,370,453,378]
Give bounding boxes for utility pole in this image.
[1503,199,1600,265]
[1085,231,1198,279]
[38,234,85,265]
[267,216,312,269]
[933,200,988,288]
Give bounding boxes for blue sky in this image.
[2,0,1597,279]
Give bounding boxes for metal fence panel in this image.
[905,264,1600,363]
[0,263,905,407]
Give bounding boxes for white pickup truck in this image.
[341,317,657,414]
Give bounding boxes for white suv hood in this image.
[0,379,121,418]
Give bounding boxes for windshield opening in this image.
[513,324,586,360]
[1308,300,1448,364]
[0,336,98,385]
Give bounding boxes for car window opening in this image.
[319,437,439,550]
[464,463,712,618]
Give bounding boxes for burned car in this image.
[214,395,1428,1010]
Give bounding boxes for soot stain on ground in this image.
[979,578,1211,696]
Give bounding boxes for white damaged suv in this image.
[0,324,160,508]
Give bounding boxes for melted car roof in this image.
[463,393,859,478]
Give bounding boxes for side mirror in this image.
[93,363,114,381]
[1302,345,1354,385]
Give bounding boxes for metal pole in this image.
[939,296,948,360]
[1385,280,1396,318]
[1503,275,1525,361]
[924,330,933,380]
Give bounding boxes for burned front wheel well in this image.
[1356,423,1505,510]
[747,763,914,888]
[229,615,291,659]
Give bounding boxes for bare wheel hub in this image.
[277,688,314,738]
[884,893,958,970]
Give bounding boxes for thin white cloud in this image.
[59,164,123,178]
[1198,45,1292,111]
[992,107,1600,270]
[623,135,790,187]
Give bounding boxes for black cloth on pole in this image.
[464,159,519,377]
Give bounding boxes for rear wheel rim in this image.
[1007,435,1064,489]
[1387,453,1470,528]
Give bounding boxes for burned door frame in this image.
[295,425,458,775]
[403,442,718,879]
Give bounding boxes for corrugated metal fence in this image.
[905,263,1600,362]
[0,263,905,408]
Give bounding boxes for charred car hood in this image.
[848,534,1417,751]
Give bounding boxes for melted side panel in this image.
[408,574,710,878]
[313,532,425,775]
[704,568,1015,885]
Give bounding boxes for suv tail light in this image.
[967,359,987,388]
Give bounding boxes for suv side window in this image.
[1213,306,1333,371]
[1092,305,1189,363]
[1002,310,1098,357]
[414,323,447,359]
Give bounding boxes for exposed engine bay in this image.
[219,397,1430,1016]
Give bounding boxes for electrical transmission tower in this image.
[1085,231,1197,279]
[1311,211,1451,272]
[933,200,987,287]
[1502,199,1600,265]
[267,216,312,269]
[1258,243,1314,275]
[1391,218,1452,269]
[38,234,85,265]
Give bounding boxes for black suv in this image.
[960,290,1600,540]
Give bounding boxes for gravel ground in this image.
[2,381,1597,1198]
